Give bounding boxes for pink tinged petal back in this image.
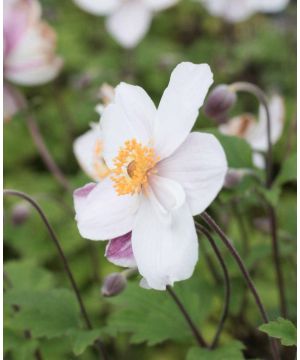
[3,82,26,121]
[132,196,198,290]
[153,62,214,160]
[144,0,178,11]
[73,178,140,240]
[157,132,227,216]
[101,83,155,167]
[73,0,120,15]
[106,1,152,48]
[105,232,136,268]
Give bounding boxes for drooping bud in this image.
[11,202,31,226]
[101,272,127,297]
[204,85,237,122]
[223,169,246,189]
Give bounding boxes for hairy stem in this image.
[25,113,71,193]
[4,190,107,360]
[201,212,279,359]
[196,223,230,349]
[166,286,208,348]
[230,82,287,318]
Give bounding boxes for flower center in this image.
[111,139,159,195]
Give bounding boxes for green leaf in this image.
[104,277,214,346]
[203,130,253,169]
[68,329,103,356]
[260,186,282,207]
[186,341,245,359]
[275,152,296,186]
[5,289,80,339]
[259,318,297,346]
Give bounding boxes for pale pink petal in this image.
[202,0,255,22]
[106,1,152,48]
[144,0,178,11]
[101,82,156,167]
[255,0,289,12]
[154,62,213,159]
[131,194,198,290]
[105,232,136,267]
[73,0,120,15]
[73,178,140,240]
[3,82,26,122]
[157,132,227,216]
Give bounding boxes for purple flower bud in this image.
[223,169,246,189]
[101,272,127,297]
[11,203,31,226]
[204,85,237,121]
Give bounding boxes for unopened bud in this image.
[224,169,246,189]
[101,272,127,297]
[204,85,237,121]
[11,202,31,226]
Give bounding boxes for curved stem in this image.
[25,112,72,193]
[3,190,107,360]
[166,286,208,348]
[229,82,287,318]
[195,223,230,349]
[201,212,279,359]
[229,82,272,188]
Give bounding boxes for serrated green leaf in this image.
[259,318,297,346]
[186,341,245,360]
[68,329,103,356]
[275,153,296,186]
[104,277,214,346]
[203,130,253,169]
[5,289,80,339]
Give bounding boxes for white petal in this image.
[105,232,136,268]
[148,174,186,213]
[219,114,256,138]
[106,1,152,48]
[246,95,285,152]
[73,178,140,240]
[255,0,289,12]
[144,0,178,11]
[101,82,156,167]
[3,82,26,121]
[253,152,265,169]
[157,132,227,216]
[73,0,120,15]
[73,126,109,181]
[154,62,213,159]
[202,0,255,22]
[132,196,198,290]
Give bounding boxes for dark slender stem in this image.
[230,82,287,319]
[3,190,107,360]
[201,212,279,360]
[268,205,287,317]
[195,223,230,349]
[230,82,272,187]
[25,112,72,193]
[166,286,208,348]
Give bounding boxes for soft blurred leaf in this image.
[68,329,103,356]
[259,318,296,346]
[186,341,245,359]
[275,152,296,186]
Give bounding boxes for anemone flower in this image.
[4,0,63,121]
[219,94,285,168]
[73,0,178,48]
[201,0,289,23]
[73,62,227,290]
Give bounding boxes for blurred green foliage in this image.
[4,0,296,359]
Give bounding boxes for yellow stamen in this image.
[111,139,159,196]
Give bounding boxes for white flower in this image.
[201,0,289,23]
[4,0,63,120]
[73,0,178,48]
[219,94,285,168]
[73,62,227,290]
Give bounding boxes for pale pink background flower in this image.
[3,0,63,120]
[201,0,289,23]
[73,62,227,290]
[73,0,178,48]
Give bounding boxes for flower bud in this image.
[101,272,127,297]
[204,85,237,121]
[223,169,246,189]
[11,202,31,226]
